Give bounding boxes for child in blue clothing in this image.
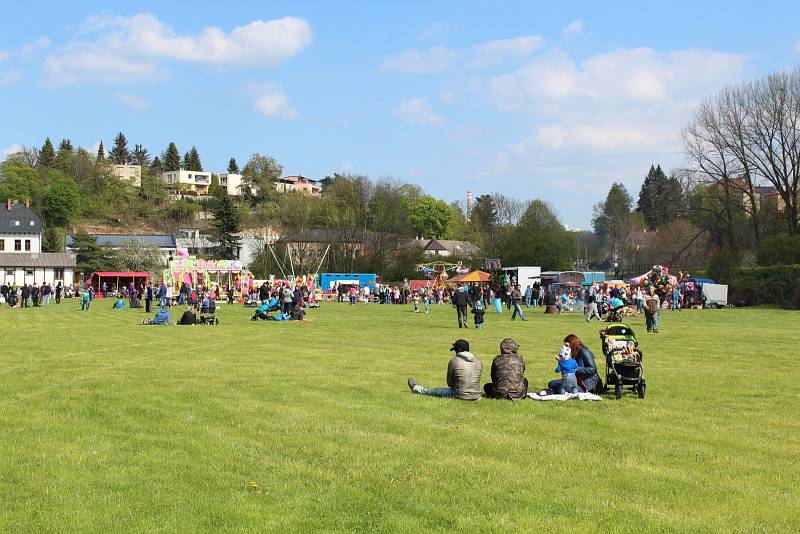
[555,345,580,394]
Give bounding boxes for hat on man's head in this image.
[500,338,518,354]
[450,339,470,352]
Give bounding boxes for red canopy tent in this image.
[91,272,149,296]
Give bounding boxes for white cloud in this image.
[1,144,23,160]
[19,37,51,60]
[417,23,451,43]
[250,83,297,119]
[470,35,545,67]
[117,93,150,111]
[381,46,458,74]
[562,20,584,37]
[43,13,312,86]
[0,71,22,86]
[394,97,444,125]
[0,51,9,62]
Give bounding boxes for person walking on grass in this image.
[585,291,601,322]
[407,339,483,400]
[55,282,62,304]
[511,285,527,321]
[524,285,532,308]
[452,286,471,328]
[644,286,660,333]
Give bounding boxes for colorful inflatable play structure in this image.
[163,257,252,295]
[630,265,678,292]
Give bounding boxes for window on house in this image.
[24,240,31,251]
[5,269,13,276]
[29,220,35,226]
[12,220,20,226]
[0,239,4,251]
[14,240,21,251]
[55,268,64,279]
[24,269,33,277]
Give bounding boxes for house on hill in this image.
[405,238,480,258]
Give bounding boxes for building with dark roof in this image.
[0,252,76,287]
[1,199,42,253]
[404,238,480,258]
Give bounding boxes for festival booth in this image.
[448,270,491,286]
[163,258,252,296]
[319,273,377,292]
[91,271,149,296]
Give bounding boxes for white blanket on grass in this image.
[527,392,602,401]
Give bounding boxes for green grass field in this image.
[1,299,799,532]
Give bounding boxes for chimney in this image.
[24,199,30,208]
[466,190,474,222]
[6,199,10,211]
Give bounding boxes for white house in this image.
[111,164,142,187]
[1,199,42,253]
[161,169,213,195]
[1,199,75,285]
[0,252,76,286]
[217,173,244,196]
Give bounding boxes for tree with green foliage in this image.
[210,194,242,259]
[637,164,684,230]
[163,143,180,171]
[139,173,168,205]
[407,194,453,239]
[54,139,75,173]
[44,176,81,227]
[112,240,164,273]
[38,138,56,168]
[149,156,163,175]
[242,153,282,204]
[208,174,224,199]
[182,151,191,170]
[186,146,202,171]
[96,141,105,162]
[0,161,41,202]
[500,200,574,270]
[227,158,239,174]
[593,183,639,270]
[109,132,130,164]
[132,144,151,167]
[71,231,115,274]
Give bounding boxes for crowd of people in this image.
[407,334,602,400]
[0,282,70,308]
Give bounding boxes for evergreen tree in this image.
[182,151,191,170]
[132,144,151,167]
[149,156,163,175]
[109,132,130,164]
[55,139,75,172]
[637,164,683,230]
[38,137,56,168]
[96,141,105,162]
[163,143,180,171]
[187,146,202,171]
[227,158,239,174]
[71,231,115,273]
[210,193,242,259]
[208,174,224,199]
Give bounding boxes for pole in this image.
[287,243,295,278]
[267,243,287,278]
[314,243,331,277]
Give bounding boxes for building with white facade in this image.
[1,199,76,286]
[162,169,213,195]
[275,175,321,196]
[217,173,244,196]
[112,164,142,187]
[1,199,42,253]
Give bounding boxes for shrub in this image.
[722,265,800,309]
[756,235,800,266]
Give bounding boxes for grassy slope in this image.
[1,301,798,532]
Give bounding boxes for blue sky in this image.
[1,1,799,228]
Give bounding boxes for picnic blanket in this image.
[527,392,602,401]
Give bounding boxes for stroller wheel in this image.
[614,384,622,399]
[637,382,646,399]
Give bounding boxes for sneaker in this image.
[407,378,417,392]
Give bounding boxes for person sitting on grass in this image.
[289,303,305,321]
[141,307,173,326]
[547,334,600,394]
[407,339,483,400]
[483,338,528,400]
[554,345,580,394]
[178,308,197,325]
[112,297,125,309]
[252,296,279,320]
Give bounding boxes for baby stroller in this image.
[605,304,623,323]
[599,323,645,399]
[199,297,219,325]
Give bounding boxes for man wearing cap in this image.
[407,339,483,400]
[483,338,528,400]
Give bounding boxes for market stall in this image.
[91,271,149,296]
[163,258,252,296]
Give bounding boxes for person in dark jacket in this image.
[178,308,197,325]
[145,283,153,313]
[548,334,601,394]
[452,287,472,328]
[483,338,528,399]
[21,284,30,307]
